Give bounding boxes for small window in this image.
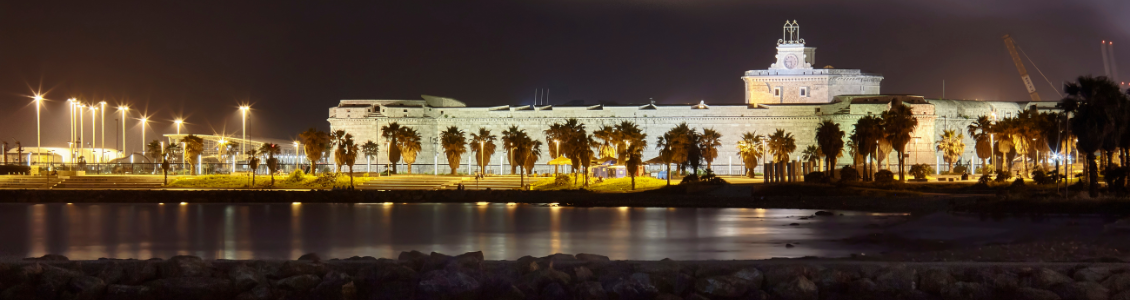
[799,87,809,97]
[403,109,408,113]
[773,87,781,96]
[815,108,821,113]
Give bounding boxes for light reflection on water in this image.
[0,203,899,261]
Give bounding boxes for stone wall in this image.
[4,252,1128,300]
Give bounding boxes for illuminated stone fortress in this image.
[327,21,1056,175]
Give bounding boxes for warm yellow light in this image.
[33,95,43,102]
[506,202,517,206]
[175,119,183,125]
[292,202,301,205]
[99,101,106,105]
[66,203,72,205]
[476,202,489,206]
[118,106,129,111]
[180,202,188,205]
[548,202,559,207]
[239,105,250,111]
[382,202,393,205]
[159,203,164,205]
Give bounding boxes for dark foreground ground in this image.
[4,251,1130,300]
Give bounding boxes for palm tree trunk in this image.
[1087,152,1099,197]
[350,166,355,188]
[666,163,671,186]
[897,150,906,181]
[631,172,635,190]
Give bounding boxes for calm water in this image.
[0,203,902,261]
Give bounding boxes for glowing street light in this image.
[68,99,75,160]
[32,95,43,169]
[118,106,129,156]
[293,141,301,169]
[140,117,149,156]
[90,105,98,164]
[78,103,85,162]
[100,102,105,163]
[239,105,250,167]
[174,119,184,135]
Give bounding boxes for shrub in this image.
[977,173,991,185]
[286,169,307,183]
[1031,169,1057,185]
[994,170,1012,183]
[909,164,934,180]
[839,166,860,182]
[312,172,338,188]
[804,171,825,183]
[952,165,969,175]
[1011,178,1025,187]
[874,170,895,184]
[681,170,725,185]
[554,174,571,186]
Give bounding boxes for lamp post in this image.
[990,111,997,171]
[140,117,148,157]
[553,139,560,175]
[68,99,74,164]
[239,106,249,168]
[100,102,105,163]
[294,141,301,171]
[78,103,85,162]
[90,106,97,165]
[175,119,184,171]
[119,106,129,157]
[386,141,391,175]
[33,95,43,170]
[431,136,439,176]
[480,140,485,176]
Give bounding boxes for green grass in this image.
[168,173,375,189]
[531,174,669,192]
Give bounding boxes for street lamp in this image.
[100,102,105,163]
[90,106,97,165]
[990,111,997,171]
[175,119,184,135]
[480,140,485,176]
[32,95,43,170]
[78,103,85,162]
[68,99,75,162]
[118,106,129,157]
[239,105,250,166]
[140,117,148,156]
[294,141,301,170]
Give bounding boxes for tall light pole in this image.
[90,106,97,164]
[33,95,43,169]
[294,141,301,170]
[78,103,85,162]
[119,106,129,157]
[68,99,75,163]
[100,102,105,162]
[990,111,997,171]
[480,140,485,176]
[239,105,249,168]
[553,139,560,175]
[174,119,183,135]
[140,117,148,156]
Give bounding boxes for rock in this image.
[228,264,262,292]
[422,252,454,273]
[234,284,275,300]
[449,251,485,272]
[610,275,659,300]
[1104,218,1130,232]
[344,256,378,261]
[24,254,69,261]
[655,293,681,300]
[772,276,818,300]
[695,275,749,298]
[1074,267,1113,282]
[272,260,327,279]
[311,270,353,299]
[355,263,419,300]
[161,256,211,278]
[518,269,570,292]
[733,268,765,290]
[786,243,795,248]
[544,253,577,262]
[398,250,429,271]
[919,268,956,294]
[814,269,856,292]
[105,284,154,300]
[1106,273,1130,294]
[417,270,482,300]
[1051,281,1109,300]
[814,211,834,216]
[1113,291,1130,300]
[1,282,36,300]
[296,253,322,263]
[574,266,594,282]
[96,261,125,285]
[38,264,84,299]
[674,273,694,296]
[1015,287,1063,300]
[144,277,235,300]
[789,223,800,226]
[685,294,711,300]
[572,281,607,300]
[65,275,106,300]
[541,282,568,300]
[874,265,917,292]
[275,274,321,292]
[848,278,880,296]
[941,282,992,300]
[119,260,160,285]
[515,256,542,274]
[765,265,818,288]
[576,253,611,263]
[1021,268,1074,289]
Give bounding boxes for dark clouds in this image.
[0,0,1126,149]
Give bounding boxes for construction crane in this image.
[1002,34,1041,101]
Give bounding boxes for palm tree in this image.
[853,115,883,180]
[592,125,618,161]
[340,136,359,187]
[767,129,796,164]
[881,100,919,181]
[524,140,543,175]
[146,140,163,174]
[557,119,588,184]
[967,116,994,173]
[329,130,348,173]
[380,122,403,174]
[470,128,497,176]
[509,130,534,188]
[700,128,722,170]
[440,126,467,175]
[299,128,330,175]
[1062,76,1125,197]
[737,132,765,178]
[656,134,677,185]
[181,135,205,175]
[333,132,352,175]
[800,145,821,170]
[625,135,647,190]
[815,120,845,178]
[501,126,523,174]
[260,143,281,186]
[361,141,379,174]
[544,122,567,175]
[398,127,422,174]
[936,129,965,173]
[162,143,179,185]
[246,148,261,186]
[662,124,691,175]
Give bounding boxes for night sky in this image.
[1,0,1127,152]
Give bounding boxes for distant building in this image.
[327,21,1060,175]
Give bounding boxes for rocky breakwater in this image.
[3,253,1130,300]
